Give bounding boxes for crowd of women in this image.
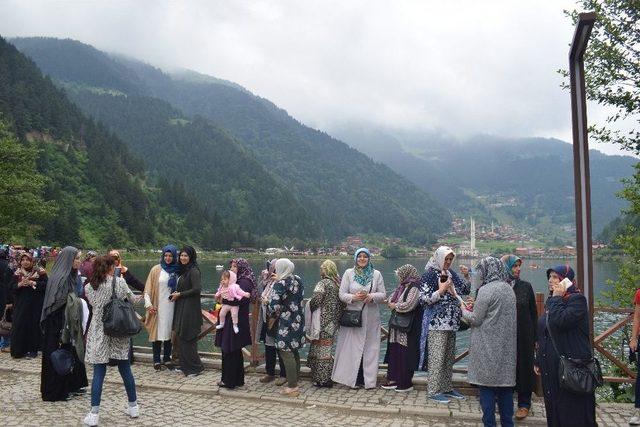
[0,243,609,427]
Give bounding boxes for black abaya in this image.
[221,349,245,388]
[10,274,46,358]
[40,307,88,401]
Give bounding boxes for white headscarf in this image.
[275,258,295,281]
[425,246,455,271]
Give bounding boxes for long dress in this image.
[307,279,343,385]
[143,265,175,342]
[537,293,596,427]
[41,307,88,401]
[215,277,254,388]
[332,268,386,389]
[173,267,203,375]
[10,272,46,357]
[513,279,537,399]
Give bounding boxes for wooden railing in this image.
[138,291,637,384]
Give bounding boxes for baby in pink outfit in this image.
[215,270,250,334]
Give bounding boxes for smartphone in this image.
[559,278,573,291]
[440,274,449,283]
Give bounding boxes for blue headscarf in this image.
[161,244,180,292]
[502,254,522,284]
[353,247,374,286]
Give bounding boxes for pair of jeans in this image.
[265,345,286,377]
[91,360,137,407]
[152,340,172,364]
[278,349,300,388]
[517,391,531,409]
[0,336,9,348]
[479,386,514,427]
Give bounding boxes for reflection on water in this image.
[126,257,620,364]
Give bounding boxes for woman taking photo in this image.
[307,260,343,388]
[418,246,470,403]
[215,258,255,388]
[534,265,596,427]
[501,254,537,420]
[10,253,47,358]
[332,248,386,389]
[171,246,204,377]
[82,255,139,427]
[382,264,423,392]
[40,246,88,402]
[267,258,305,396]
[143,244,179,370]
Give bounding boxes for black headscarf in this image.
[41,246,78,323]
[179,245,199,274]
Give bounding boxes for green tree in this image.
[381,244,408,259]
[0,120,56,243]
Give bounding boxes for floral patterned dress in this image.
[267,276,305,351]
[307,278,343,385]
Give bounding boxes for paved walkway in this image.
[0,353,634,426]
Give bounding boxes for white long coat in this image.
[331,268,385,389]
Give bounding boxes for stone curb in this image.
[0,365,549,424]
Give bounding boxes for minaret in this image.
[470,217,476,253]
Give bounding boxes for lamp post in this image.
[569,11,596,338]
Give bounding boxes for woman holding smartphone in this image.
[418,246,470,404]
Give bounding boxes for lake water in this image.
[126,257,620,364]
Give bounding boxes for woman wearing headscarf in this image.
[418,246,470,403]
[461,257,517,427]
[307,260,343,388]
[501,255,537,420]
[256,259,287,384]
[40,246,88,401]
[0,249,11,352]
[382,264,423,392]
[171,246,203,377]
[10,253,47,358]
[332,248,386,389]
[534,265,596,427]
[215,258,255,389]
[267,258,305,396]
[143,245,179,370]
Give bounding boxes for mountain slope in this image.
[13,37,452,242]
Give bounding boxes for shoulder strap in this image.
[110,274,117,300]
[545,314,563,358]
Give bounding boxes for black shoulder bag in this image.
[388,284,417,333]
[545,315,603,395]
[339,279,374,328]
[103,275,142,338]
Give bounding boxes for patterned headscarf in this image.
[475,256,509,287]
[425,246,455,271]
[390,264,420,303]
[15,253,46,282]
[501,254,522,285]
[320,259,340,285]
[161,244,180,292]
[353,248,374,286]
[233,258,256,288]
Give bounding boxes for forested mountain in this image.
[0,36,248,248]
[12,37,452,243]
[331,125,637,235]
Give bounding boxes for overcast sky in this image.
[0,0,633,156]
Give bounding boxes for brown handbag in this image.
[0,310,11,337]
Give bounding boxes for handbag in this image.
[50,347,75,376]
[339,281,374,328]
[0,309,11,337]
[102,275,142,338]
[545,316,603,395]
[388,284,418,333]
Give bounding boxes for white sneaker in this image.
[126,404,139,418]
[233,324,239,334]
[630,414,640,425]
[83,412,99,426]
[215,323,224,330]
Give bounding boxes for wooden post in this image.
[569,12,596,339]
[535,292,545,317]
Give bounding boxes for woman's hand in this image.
[534,365,541,376]
[551,281,565,297]
[363,294,373,304]
[388,302,396,310]
[169,292,181,302]
[631,337,638,352]
[437,280,450,296]
[147,306,157,314]
[465,296,475,309]
[352,291,367,302]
